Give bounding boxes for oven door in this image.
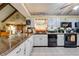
[64,34,77,48]
[48,34,57,47]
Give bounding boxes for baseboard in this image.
[33,46,79,47]
[33,46,47,47]
[33,45,64,47]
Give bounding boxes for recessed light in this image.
[73,6,79,10]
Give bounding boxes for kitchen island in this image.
[0,33,33,56]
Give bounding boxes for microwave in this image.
[61,22,72,28]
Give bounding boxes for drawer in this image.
[7,47,22,56]
[57,35,64,46]
[7,42,25,56]
[77,35,79,45]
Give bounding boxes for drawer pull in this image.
[16,48,21,54]
[39,38,42,40]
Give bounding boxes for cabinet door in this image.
[7,45,23,56]
[29,36,33,52]
[57,35,64,46]
[33,35,48,46]
[39,35,48,46]
[28,36,33,55]
[25,40,29,56]
[7,48,18,56]
[77,35,79,46]
[33,35,41,46]
[7,41,25,56]
[18,42,25,56]
[25,36,33,56]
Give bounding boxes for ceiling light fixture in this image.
[73,5,79,10]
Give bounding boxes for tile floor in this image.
[31,47,79,56]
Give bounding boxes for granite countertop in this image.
[34,32,79,35]
[34,33,47,35]
[0,33,32,56]
[47,32,79,34]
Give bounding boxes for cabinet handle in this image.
[16,48,21,54]
[24,49,26,54]
[39,38,42,40]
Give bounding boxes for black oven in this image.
[48,34,57,47]
[64,34,77,48]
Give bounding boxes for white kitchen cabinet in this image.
[7,35,33,56]
[77,34,79,46]
[25,36,33,56]
[33,35,48,46]
[7,41,25,56]
[6,35,33,56]
[57,35,64,46]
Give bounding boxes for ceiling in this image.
[24,3,79,15]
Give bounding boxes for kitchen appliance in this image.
[26,20,31,25]
[61,22,72,28]
[58,27,64,33]
[64,34,77,48]
[48,27,58,33]
[48,34,57,47]
[27,27,33,33]
[66,27,72,33]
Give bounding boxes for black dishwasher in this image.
[48,34,57,47]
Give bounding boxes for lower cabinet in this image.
[57,35,64,46]
[33,35,48,46]
[25,36,33,56]
[7,35,33,56]
[7,42,25,56]
[77,34,79,46]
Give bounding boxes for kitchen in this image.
[0,3,79,56]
